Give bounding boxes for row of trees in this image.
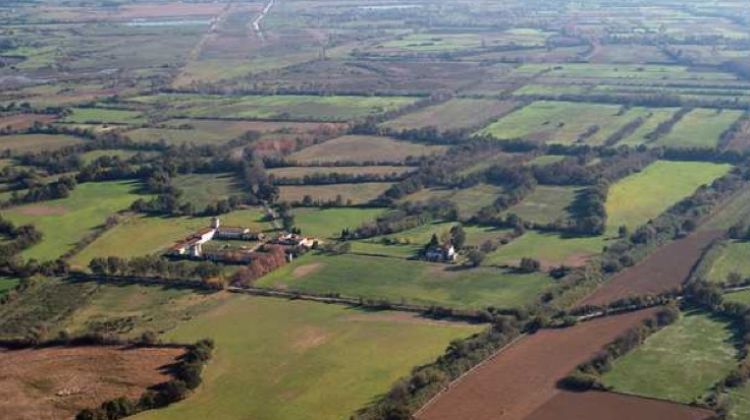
[88,256,223,286]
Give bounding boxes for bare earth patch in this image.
[292,263,322,279]
[292,326,331,352]
[16,205,68,216]
[0,345,184,420]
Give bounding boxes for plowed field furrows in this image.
[578,230,723,307]
[0,345,183,420]
[416,309,658,420]
[526,390,714,420]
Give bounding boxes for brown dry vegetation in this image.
[0,114,57,130]
[0,345,184,420]
[288,135,447,164]
[417,309,659,420]
[527,390,713,420]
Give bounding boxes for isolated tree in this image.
[466,250,485,267]
[450,225,466,250]
[519,257,541,273]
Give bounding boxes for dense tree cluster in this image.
[231,245,288,286]
[88,255,223,286]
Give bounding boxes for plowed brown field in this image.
[579,230,723,307]
[527,390,714,420]
[416,309,658,420]
[0,345,184,420]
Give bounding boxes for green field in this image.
[350,221,459,259]
[382,98,516,132]
[128,94,418,122]
[136,295,482,420]
[602,311,739,404]
[0,277,19,295]
[292,207,384,240]
[700,185,750,231]
[257,252,552,309]
[707,241,750,283]
[724,289,750,305]
[172,173,243,209]
[484,231,605,268]
[0,134,85,152]
[728,382,750,419]
[619,108,680,146]
[503,185,580,225]
[606,160,732,233]
[400,184,504,219]
[3,181,145,261]
[477,101,651,145]
[80,149,141,164]
[278,183,393,205]
[288,135,447,164]
[61,107,145,125]
[656,109,744,149]
[69,209,274,269]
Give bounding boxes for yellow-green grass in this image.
[278,183,392,205]
[172,173,243,209]
[69,208,273,269]
[292,207,384,240]
[484,231,605,268]
[61,107,145,125]
[135,295,482,420]
[257,253,553,309]
[728,382,750,419]
[0,134,84,152]
[656,109,744,149]
[606,160,732,233]
[381,99,517,132]
[3,181,145,261]
[725,290,750,306]
[602,311,739,404]
[503,185,580,225]
[707,241,750,283]
[128,94,418,122]
[700,185,750,231]
[400,184,504,219]
[268,165,414,179]
[0,276,19,295]
[619,108,681,146]
[289,135,447,164]
[60,283,227,338]
[477,101,651,145]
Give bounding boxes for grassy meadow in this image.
[292,208,384,240]
[656,109,744,149]
[135,295,482,420]
[503,185,580,224]
[706,241,750,283]
[382,98,517,132]
[278,183,393,205]
[288,135,447,164]
[606,160,732,233]
[0,134,85,152]
[256,252,552,309]
[484,231,604,268]
[3,181,145,261]
[602,311,739,404]
[172,173,243,209]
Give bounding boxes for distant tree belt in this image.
[644,107,692,143]
[344,200,458,240]
[270,172,407,186]
[513,93,749,111]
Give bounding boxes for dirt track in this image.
[416,309,659,420]
[527,390,713,420]
[0,345,183,420]
[578,229,723,307]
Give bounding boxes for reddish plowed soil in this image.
[0,345,184,420]
[0,114,57,130]
[527,390,714,420]
[416,309,658,420]
[579,230,723,307]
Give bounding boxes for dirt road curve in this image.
[527,390,714,420]
[579,229,723,307]
[416,309,660,420]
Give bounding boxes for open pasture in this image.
[606,160,732,233]
[278,182,392,205]
[0,134,84,153]
[3,180,145,261]
[706,241,750,284]
[0,345,184,420]
[618,108,681,146]
[288,135,447,164]
[477,101,651,145]
[484,231,604,269]
[399,184,504,219]
[257,253,553,309]
[61,107,145,125]
[374,29,551,54]
[656,109,744,149]
[381,98,517,132]
[602,311,739,404]
[172,173,243,209]
[128,94,418,122]
[503,185,580,225]
[291,207,384,240]
[135,295,481,420]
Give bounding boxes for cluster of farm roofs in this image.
[168,217,317,263]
